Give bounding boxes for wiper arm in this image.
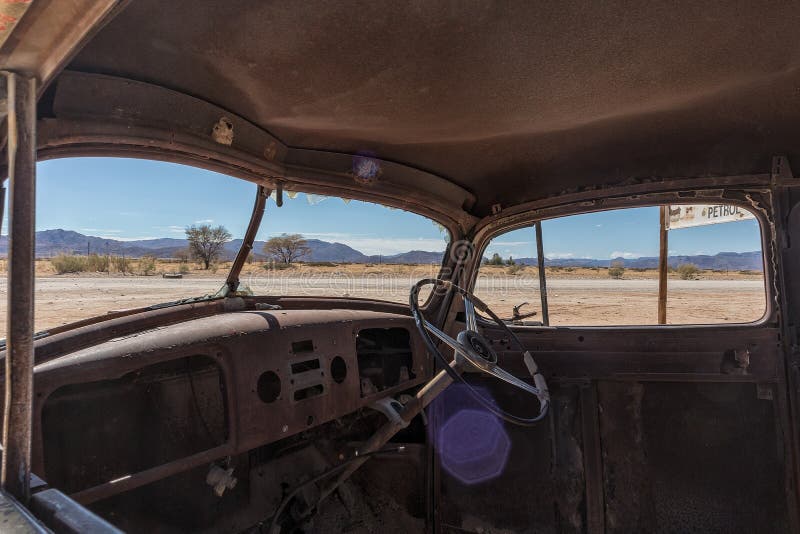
[225,185,270,294]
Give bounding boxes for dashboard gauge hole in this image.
[331,356,347,384]
[294,384,324,401]
[257,371,281,403]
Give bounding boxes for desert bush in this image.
[506,263,525,275]
[677,263,700,280]
[608,260,625,279]
[304,261,337,267]
[178,263,190,274]
[52,254,87,274]
[738,269,758,275]
[565,267,575,272]
[112,255,131,274]
[139,255,157,275]
[263,260,295,271]
[86,253,109,272]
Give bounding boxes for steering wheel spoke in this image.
[485,364,543,397]
[423,321,464,355]
[463,297,479,333]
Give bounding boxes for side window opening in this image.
[474,204,766,327]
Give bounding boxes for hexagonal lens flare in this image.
[428,383,511,485]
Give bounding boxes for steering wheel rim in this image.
[410,278,550,425]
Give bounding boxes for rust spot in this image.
[264,141,277,160]
[211,117,234,146]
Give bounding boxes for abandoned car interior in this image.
[1,1,800,533]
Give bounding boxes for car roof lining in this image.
[23,1,800,219]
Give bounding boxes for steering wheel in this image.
[409,278,550,425]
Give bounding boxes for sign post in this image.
[657,204,755,324]
[658,207,668,324]
[666,204,755,230]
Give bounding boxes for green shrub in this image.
[608,260,625,279]
[178,263,190,274]
[304,261,337,267]
[677,263,700,280]
[139,255,157,275]
[51,254,87,274]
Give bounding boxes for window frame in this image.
[467,195,774,330]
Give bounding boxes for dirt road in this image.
[0,275,766,337]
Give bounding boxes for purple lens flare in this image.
[428,383,511,485]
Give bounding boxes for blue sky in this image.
[486,209,761,259]
[30,158,447,255]
[12,157,763,259]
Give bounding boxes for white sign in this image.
[667,204,755,230]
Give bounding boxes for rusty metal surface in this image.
[30,71,477,234]
[29,309,430,504]
[0,0,124,94]
[50,1,800,216]
[599,382,788,533]
[580,385,604,534]
[0,1,32,52]
[488,324,782,383]
[2,71,36,504]
[0,2,796,531]
[437,379,585,533]
[225,184,268,293]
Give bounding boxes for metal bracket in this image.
[369,397,409,429]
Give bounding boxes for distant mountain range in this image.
[515,251,763,271]
[0,229,445,264]
[0,229,763,270]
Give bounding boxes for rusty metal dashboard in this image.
[30,308,430,503]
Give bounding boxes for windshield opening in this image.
[243,189,449,302]
[0,157,449,337]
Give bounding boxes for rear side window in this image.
[474,204,766,326]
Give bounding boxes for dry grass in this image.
[0,258,763,281]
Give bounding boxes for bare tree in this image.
[263,233,311,264]
[175,247,191,263]
[185,224,232,269]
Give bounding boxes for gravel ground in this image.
[0,275,767,336]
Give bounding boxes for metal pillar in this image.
[535,221,549,326]
[657,206,669,324]
[2,71,37,503]
[226,185,269,293]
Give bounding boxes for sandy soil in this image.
[0,269,767,337]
